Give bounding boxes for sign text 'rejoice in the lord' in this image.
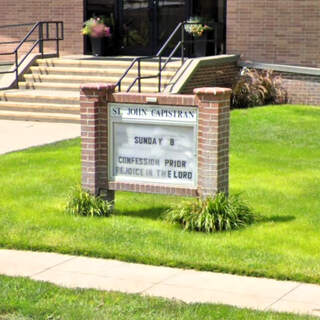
[108,103,198,186]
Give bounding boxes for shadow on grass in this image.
[257,215,295,223]
[114,207,295,225]
[114,206,170,220]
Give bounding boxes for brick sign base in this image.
[80,84,231,201]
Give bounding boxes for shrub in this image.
[165,193,255,232]
[231,67,288,108]
[66,186,113,217]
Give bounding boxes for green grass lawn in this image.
[0,105,320,284]
[0,275,316,320]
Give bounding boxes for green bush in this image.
[231,68,288,108]
[165,193,255,232]
[66,186,113,217]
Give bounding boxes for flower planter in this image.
[193,33,207,57]
[90,37,105,56]
[83,16,112,56]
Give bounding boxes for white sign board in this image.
[109,103,197,186]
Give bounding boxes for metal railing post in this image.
[15,51,18,86]
[181,23,185,64]
[46,22,49,40]
[56,23,60,56]
[38,22,43,58]
[138,59,141,93]
[158,56,161,92]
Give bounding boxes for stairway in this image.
[0,57,182,123]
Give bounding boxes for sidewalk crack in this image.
[140,271,182,294]
[264,283,302,311]
[30,256,77,277]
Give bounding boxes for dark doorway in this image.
[192,0,226,54]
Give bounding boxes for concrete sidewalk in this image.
[0,249,319,317]
[0,120,80,155]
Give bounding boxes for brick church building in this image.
[1,0,319,67]
[1,0,320,105]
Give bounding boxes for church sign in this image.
[108,104,197,187]
[80,84,231,201]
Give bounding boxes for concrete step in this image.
[0,56,182,124]
[0,89,79,105]
[36,58,182,72]
[0,101,79,114]
[29,66,176,79]
[23,74,173,85]
[0,110,80,123]
[18,81,163,93]
[18,82,83,92]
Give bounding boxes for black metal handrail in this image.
[0,21,64,88]
[115,21,184,93]
[116,21,223,93]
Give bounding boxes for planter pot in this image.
[90,37,106,56]
[193,33,207,57]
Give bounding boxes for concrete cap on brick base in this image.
[194,88,232,103]
[193,87,232,95]
[80,83,116,91]
[80,83,116,100]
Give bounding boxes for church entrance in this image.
[84,0,226,56]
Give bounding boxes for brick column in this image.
[80,83,115,201]
[194,87,232,197]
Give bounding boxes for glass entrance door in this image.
[157,0,188,50]
[84,0,226,57]
[118,0,187,56]
[118,0,153,55]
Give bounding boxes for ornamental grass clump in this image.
[165,193,255,232]
[66,186,112,217]
[231,67,287,108]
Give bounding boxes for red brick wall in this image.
[180,56,240,94]
[0,0,83,62]
[281,73,320,106]
[227,0,320,68]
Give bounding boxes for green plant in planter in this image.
[184,16,212,38]
[66,186,113,217]
[165,193,255,232]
